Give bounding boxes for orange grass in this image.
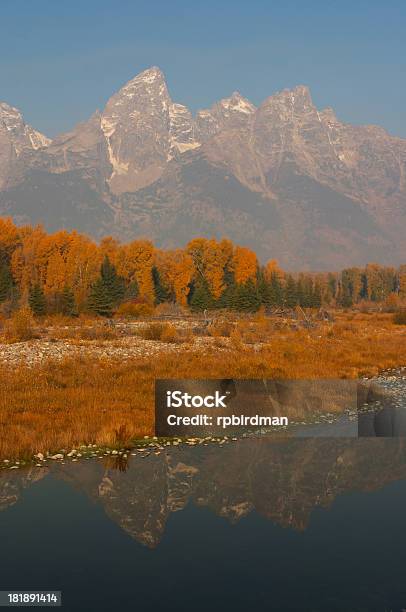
[0,312,405,460]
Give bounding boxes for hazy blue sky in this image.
[1,0,405,137]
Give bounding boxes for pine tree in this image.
[300,277,314,308]
[217,269,237,309]
[268,273,283,307]
[234,279,261,312]
[0,261,13,303]
[340,270,353,307]
[189,278,213,311]
[152,266,169,304]
[125,280,140,302]
[87,256,125,316]
[29,283,46,316]
[257,270,272,308]
[284,276,298,308]
[296,277,305,307]
[312,281,322,308]
[60,286,77,317]
[100,256,125,306]
[87,278,114,317]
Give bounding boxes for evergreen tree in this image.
[87,278,114,317]
[296,277,305,307]
[60,286,77,316]
[234,279,261,312]
[125,280,140,302]
[312,281,322,308]
[29,283,46,316]
[327,273,337,300]
[257,270,271,308]
[151,266,169,304]
[217,269,237,309]
[100,256,125,306]
[340,270,353,306]
[301,277,315,308]
[268,272,283,307]
[0,261,13,303]
[87,256,125,316]
[284,276,298,308]
[189,278,213,311]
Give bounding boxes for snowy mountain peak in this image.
[219,92,256,115]
[117,66,168,98]
[134,65,165,83]
[0,101,51,152]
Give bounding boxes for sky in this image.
[1,0,405,137]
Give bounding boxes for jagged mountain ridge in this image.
[3,439,406,548]
[0,66,405,269]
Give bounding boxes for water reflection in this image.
[2,438,406,548]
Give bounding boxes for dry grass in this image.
[2,307,36,343]
[394,310,406,325]
[141,322,186,343]
[0,311,405,460]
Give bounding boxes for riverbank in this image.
[0,311,405,461]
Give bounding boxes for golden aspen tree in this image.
[155,249,194,305]
[116,240,155,301]
[232,246,258,285]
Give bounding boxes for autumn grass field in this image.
[0,310,405,460]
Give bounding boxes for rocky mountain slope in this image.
[0,67,405,269]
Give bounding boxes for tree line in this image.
[0,218,405,316]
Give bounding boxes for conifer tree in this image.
[234,279,261,312]
[125,280,140,302]
[217,269,237,309]
[87,256,125,316]
[340,270,354,306]
[60,286,77,317]
[151,266,169,304]
[301,277,315,308]
[268,272,283,307]
[87,278,113,317]
[257,270,272,308]
[312,281,322,308]
[29,283,46,316]
[296,277,305,307]
[0,261,13,303]
[100,256,125,306]
[284,275,298,308]
[189,278,213,311]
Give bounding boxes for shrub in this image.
[207,320,234,337]
[393,310,406,325]
[160,324,179,343]
[116,302,154,318]
[141,322,179,342]
[141,322,166,340]
[4,306,35,342]
[154,301,187,317]
[76,323,119,341]
[383,293,400,313]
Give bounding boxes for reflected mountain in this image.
[2,438,406,548]
[0,466,48,511]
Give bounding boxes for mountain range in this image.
[2,439,406,547]
[1,66,405,269]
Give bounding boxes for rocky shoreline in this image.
[1,367,405,471]
[0,333,230,367]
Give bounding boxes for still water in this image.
[1,438,406,612]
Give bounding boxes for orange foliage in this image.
[232,246,258,284]
[155,249,194,305]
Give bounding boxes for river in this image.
[1,436,406,611]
